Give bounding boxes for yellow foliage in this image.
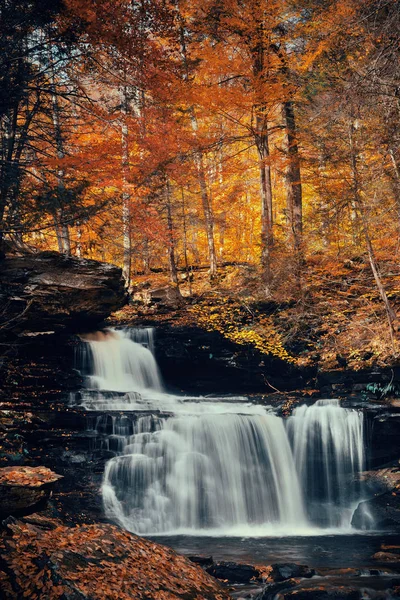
[189,302,294,363]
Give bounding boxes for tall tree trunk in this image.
[52,212,64,253]
[49,40,70,255]
[181,186,192,296]
[76,221,82,258]
[255,113,273,290]
[164,178,179,286]
[252,24,274,293]
[194,147,218,278]
[120,84,131,287]
[283,100,303,255]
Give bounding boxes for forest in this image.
[2,3,400,598]
[1,0,400,366]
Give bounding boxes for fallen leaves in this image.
[0,466,63,488]
[0,521,231,600]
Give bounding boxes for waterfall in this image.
[75,327,369,535]
[102,412,307,535]
[287,399,365,528]
[73,329,163,410]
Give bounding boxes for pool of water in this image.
[152,533,400,570]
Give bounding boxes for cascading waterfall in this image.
[287,400,365,528]
[72,329,163,410]
[101,411,307,534]
[75,327,370,535]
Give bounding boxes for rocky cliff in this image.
[0,251,127,336]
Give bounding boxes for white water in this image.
[74,328,370,536]
[288,400,365,528]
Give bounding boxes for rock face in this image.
[370,414,400,466]
[351,464,400,531]
[0,519,230,600]
[0,251,127,334]
[352,491,400,531]
[0,466,62,517]
[153,324,310,394]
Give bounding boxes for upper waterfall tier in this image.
[74,329,163,409]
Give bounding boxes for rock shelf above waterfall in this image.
[0,251,127,336]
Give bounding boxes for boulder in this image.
[351,490,400,531]
[269,563,315,582]
[0,466,62,517]
[0,519,230,600]
[356,465,400,495]
[206,560,259,583]
[142,285,183,307]
[189,555,214,567]
[0,251,127,334]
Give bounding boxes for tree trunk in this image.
[181,186,192,296]
[52,212,64,254]
[165,178,179,286]
[252,23,273,293]
[195,149,218,278]
[120,84,131,287]
[49,39,70,256]
[283,100,303,255]
[48,42,71,256]
[255,113,273,291]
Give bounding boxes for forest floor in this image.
[110,252,400,374]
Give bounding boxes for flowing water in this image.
[72,327,371,538]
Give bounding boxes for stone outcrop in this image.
[351,490,400,531]
[351,464,400,531]
[0,251,127,335]
[133,285,183,308]
[0,466,62,517]
[153,324,310,394]
[0,519,230,600]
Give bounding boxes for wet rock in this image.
[373,551,400,562]
[206,560,260,584]
[0,252,127,335]
[189,555,214,567]
[357,465,400,495]
[0,466,62,517]
[351,491,400,530]
[372,544,400,563]
[269,563,315,582]
[0,520,230,599]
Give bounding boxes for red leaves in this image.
[0,466,63,488]
[0,521,230,600]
